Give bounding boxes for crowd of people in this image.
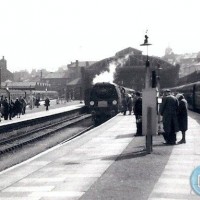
[160,89,188,145]
[0,96,51,121]
[121,91,143,136]
[0,96,27,121]
[121,89,188,145]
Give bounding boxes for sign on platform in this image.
[142,88,157,135]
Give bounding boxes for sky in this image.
[0,0,200,73]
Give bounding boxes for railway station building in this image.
[66,60,96,100]
[41,60,96,100]
[83,47,180,92]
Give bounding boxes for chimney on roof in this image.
[86,61,89,67]
[0,56,7,70]
[76,60,79,67]
[40,70,42,80]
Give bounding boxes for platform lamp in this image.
[140,32,152,89]
[6,85,10,103]
[140,31,153,154]
[156,64,163,135]
[46,87,48,97]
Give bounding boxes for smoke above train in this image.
[92,54,130,84]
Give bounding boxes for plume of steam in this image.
[93,62,116,84]
[92,54,131,84]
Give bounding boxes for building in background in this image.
[66,60,96,100]
[0,56,14,83]
[162,47,200,83]
[41,71,68,98]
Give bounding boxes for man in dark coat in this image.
[176,94,188,144]
[14,98,22,118]
[2,97,9,120]
[45,97,50,111]
[134,91,142,136]
[121,95,127,115]
[160,89,179,145]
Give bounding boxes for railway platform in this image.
[0,100,84,126]
[0,110,200,200]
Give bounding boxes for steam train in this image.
[85,82,135,124]
[170,81,200,112]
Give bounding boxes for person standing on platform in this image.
[14,98,22,118]
[44,97,50,111]
[134,91,142,136]
[0,95,4,121]
[21,97,27,115]
[160,89,179,145]
[127,95,133,115]
[176,94,188,144]
[9,99,14,120]
[121,95,127,115]
[2,97,9,120]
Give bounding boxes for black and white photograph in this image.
[0,0,200,199]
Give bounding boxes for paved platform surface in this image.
[0,109,200,200]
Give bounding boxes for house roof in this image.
[68,61,96,68]
[1,81,51,90]
[1,82,37,89]
[115,47,142,57]
[176,53,198,61]
[44,72,67,79]
[67,78,81,86]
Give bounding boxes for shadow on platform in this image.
[102,149,147,161]
[116,133,135,139]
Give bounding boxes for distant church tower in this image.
[0,56,13,82]
[165,46,173,56]
[0,56,7,70]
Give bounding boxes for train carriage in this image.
[170,81,200,112]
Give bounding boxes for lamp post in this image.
[140,32,154,154]
[5,86,10,103]
[46,87,48,97]
[157,64,163,134]
[140,33,152,89]
[156,64,162,92]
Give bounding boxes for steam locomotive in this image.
[170,81,200,112]
[85,82,135,125]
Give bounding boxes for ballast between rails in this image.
[0,107,93,154]
[0,107,85,134]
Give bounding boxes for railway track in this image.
[0,113,93,155]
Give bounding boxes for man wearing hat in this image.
[160,89,179,144]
